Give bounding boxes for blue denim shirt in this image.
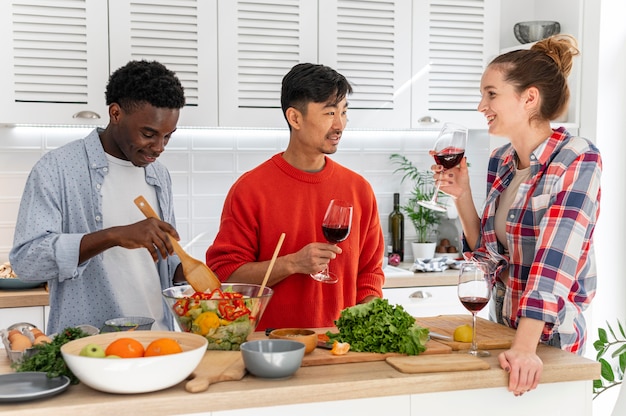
[10,129,180,334]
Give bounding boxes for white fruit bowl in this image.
[60,330,207,394]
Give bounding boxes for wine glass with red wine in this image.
[458,261,492,357]
[310,199,353,284]
[418,122,468,212]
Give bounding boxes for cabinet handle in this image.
[72,111,101,119]
[417,116,439,124]
[409,290,432,299]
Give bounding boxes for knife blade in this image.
[317,340,333,350]
[429,331,453,342]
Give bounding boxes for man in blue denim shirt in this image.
[10,61,187,334]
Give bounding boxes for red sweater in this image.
[206,153,385,330]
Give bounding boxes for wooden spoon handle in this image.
[133,195,187,260]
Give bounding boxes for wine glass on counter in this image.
[458,261,491,357]
[418,122,468,212]
[310,199,353,284]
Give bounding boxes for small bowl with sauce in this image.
[268,328,317,354]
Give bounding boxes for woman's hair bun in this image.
[531,34,580,78]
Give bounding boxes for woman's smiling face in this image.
[477,65,528,137]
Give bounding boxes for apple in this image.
[79,343,106,358]
[106,355,121,359]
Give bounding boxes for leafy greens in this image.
[327,298,429,355]
[13,327,91,384]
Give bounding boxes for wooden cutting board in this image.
[386,354,490,373]
[300,339,451,366]
[414,315,517,351]
[249,328,452,367]
[185,351,246,393]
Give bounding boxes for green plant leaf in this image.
[607,322,618,340]
[593,339,605,353]
[612,343,626,359]
[389,154,444,243]
[593,379,603,389]
[619,320,625,338]
[620,352,626,374]
[598,327,608,343]
[600,358,615,382]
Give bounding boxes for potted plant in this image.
[389,154,445,260]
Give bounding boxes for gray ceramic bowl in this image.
[514,21,560,44]
[240,339,305,378]
[101,316,154,333]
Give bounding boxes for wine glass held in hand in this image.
[418,122,468,212]
[458,261,492,357]
[311,199,353,284]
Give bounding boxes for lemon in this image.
[453,324,473,342]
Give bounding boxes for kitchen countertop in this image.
[0,340,599,415]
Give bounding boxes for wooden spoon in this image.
[133,195,221,293]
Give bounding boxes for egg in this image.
[10,333,32,351]
[30,327,43,338]
[33,334,52,345]
[7,329,23,343]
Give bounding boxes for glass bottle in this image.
[389,193,404,261]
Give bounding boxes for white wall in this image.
[581,0,626,414]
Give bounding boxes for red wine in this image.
[434,148,464,169]
[459,296,489,312]
[322,226,350,243]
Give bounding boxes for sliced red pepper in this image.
[173,299,189,316]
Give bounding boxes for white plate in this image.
[0,372,70,402]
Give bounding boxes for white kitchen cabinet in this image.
[217,0,413,129]
[0,0,218,127]
[215,395,410,416]
[108,0,218,127]
[218,0,501,130]
[411,0,500,129]
[0,0,109,126]
[0,306,45,333]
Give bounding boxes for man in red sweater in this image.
[205,63,385,330]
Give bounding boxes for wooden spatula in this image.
[134,195,221,293]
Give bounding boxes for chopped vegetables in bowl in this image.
[162,284,273,351]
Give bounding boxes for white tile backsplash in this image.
[0,126,490,262]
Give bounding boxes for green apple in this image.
[79,343,106,358]
[106,355,121,359]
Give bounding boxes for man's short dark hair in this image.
[280,63,352,118]
[105,60,186,113]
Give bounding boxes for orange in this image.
[331,341,350,356]
[144,338,183,357]
[105,337,145,358]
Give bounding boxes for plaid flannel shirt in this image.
[466,127,602,353]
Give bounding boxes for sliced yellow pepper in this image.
[193,311,220,336]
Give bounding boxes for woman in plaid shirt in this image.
[434,35,602,396]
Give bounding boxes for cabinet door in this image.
[318,0,412,129]
[108,0,218,127]
[0,0,109,125]
[411,0,500,129]
[217,0,318,128]
[217,0,411,129]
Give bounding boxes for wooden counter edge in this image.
[0,287,49,308]
[0,345,600,416]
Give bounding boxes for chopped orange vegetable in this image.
[317,333,330,343]
[331,341,350,356]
